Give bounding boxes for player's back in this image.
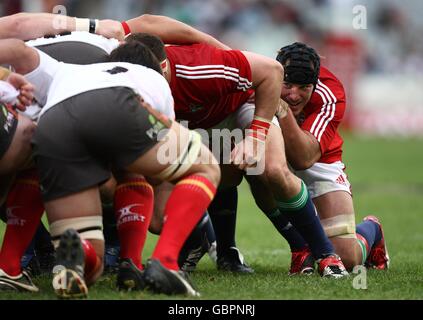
[27,51,174,121]
[165,43,253,129]
[26,31,119,64]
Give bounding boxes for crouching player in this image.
[250,42,389,273]
[0,39,221,298]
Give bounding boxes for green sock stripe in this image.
[278,181,309,211]
[266,208,281,218]
[357,238,367,264]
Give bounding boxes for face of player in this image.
[281,82,314,116]
[0,114,36,175]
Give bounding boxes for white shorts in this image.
[207,102,280,132]
[294,161,352,199]
[195,102,279,164]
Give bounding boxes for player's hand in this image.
[97,19,125,41]
[231,135,266,171]
[276,98,289,120]
[6,73,34,111]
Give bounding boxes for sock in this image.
[178,212,210,268]
[102,202,120,247]
[278,181,334,260]
[356,220,382,264]
[34,222,54,254]
[152,175,217,270]
[0,169,45,276]
[204,212,216,244]
[208,186,238,258]
[114,176,154,270]
[265,208,308,251]
[81,239,101,282]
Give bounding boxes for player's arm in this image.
[0,39,39,75]
[123,14,231,49]
[0,12,122,42]
[231,51,283,169]
[278,106,321,170]
[0,13,77,40]
[242,51,283,122]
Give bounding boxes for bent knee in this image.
[331,237,362,271]
[264,161,292,185]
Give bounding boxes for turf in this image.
[1,133,422,300]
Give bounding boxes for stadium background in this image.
[0,0,422,300]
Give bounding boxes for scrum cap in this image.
[276,42,320,85]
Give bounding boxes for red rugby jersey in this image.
[299,67,346,163]
[165,44,253,129]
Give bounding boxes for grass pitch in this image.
[1,133,422,300]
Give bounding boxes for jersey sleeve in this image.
[25,49,61,106]
[0,80,19,104]
[174,45,253,98]
[301,79,346,155]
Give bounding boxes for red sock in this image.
[81,239,101,283]
[114,176,154,269]
[152,175,216,270]
[0,169,44,276]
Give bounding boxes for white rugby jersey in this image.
[0,80,19,105]
[26,31,119,54]
[25,50,175,121]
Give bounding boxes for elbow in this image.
[289,158,315,171]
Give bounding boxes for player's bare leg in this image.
[314,191,388,270]
[242,125,347,277]
[125,121,220,296]
[46,187,104,299]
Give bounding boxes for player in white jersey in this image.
[0,66,34,175]
[0,38,221,298]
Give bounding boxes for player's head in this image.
[109,41,162,74]
[0,105,35,174]
[125,33,168,74]
[276,42,320,115]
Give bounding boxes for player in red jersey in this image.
[248,42,389,273]
[122,34,348,278]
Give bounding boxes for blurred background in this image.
[1,0,423,136]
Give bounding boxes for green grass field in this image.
[1,133,422,300]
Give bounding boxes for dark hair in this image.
[276,42,320,86]
[109,41,162,74]
[126,33,167,62]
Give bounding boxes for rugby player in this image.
[0,38,221,298]
[126,33,348,278]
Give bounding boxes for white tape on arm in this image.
[74,18,90,32]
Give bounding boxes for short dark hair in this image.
[109,41,162,74]
[126,33,167,62]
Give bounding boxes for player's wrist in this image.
[74,18,99,33]
[247,116,272,143]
